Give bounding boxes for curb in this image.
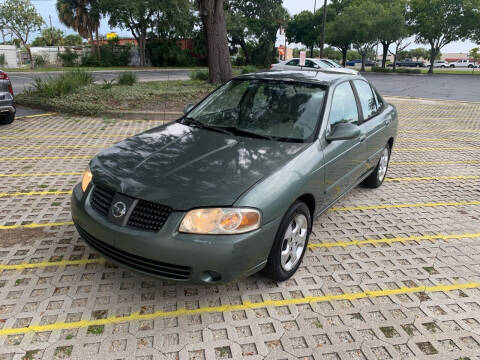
[7,68,205,75]
[384,95,480,105]
[100,110,183,121]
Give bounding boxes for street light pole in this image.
[311,0,316,58]
[319,0,327,58]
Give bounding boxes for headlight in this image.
[81,167,92,192]
[179,208,261,234]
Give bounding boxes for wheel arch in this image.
[296,193,316,224]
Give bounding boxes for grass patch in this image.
[190,69,209,81]
[87,325,104,335]
[6,66,206,72]
[28,70,93,98]
[118,72,137,85]
[241,65,259,74]
[17,80,216,117]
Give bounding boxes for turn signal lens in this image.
[81,167,92,192]
[179,208,261,234]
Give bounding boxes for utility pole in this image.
[319,0,327,58]
[311,0,316,58]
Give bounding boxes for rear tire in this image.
[262,201,311,282]
[0,113,14,125]
[450,64,455,68]
[362,144,391,188]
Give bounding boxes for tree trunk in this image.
[26,46,34,69]
[310,45,314,58]
[138,29,147,67]
[199,0,232,83]
[361,53,366,72]
[393,54,397,71]
[238,38,250,64]
[381,42,389,68]
[95,28,100,58]
[428,46,436,74]
[341,48,347,67]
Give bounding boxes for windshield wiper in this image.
[181,117,234,135]
[222,127,274,141]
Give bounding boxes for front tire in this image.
[262,201,311,282]
[362,145,391,188]
[0,113,14,125]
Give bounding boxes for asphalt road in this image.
[11,70,480,117]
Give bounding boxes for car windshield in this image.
[182,79,327,142]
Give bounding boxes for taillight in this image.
[0,72,8,80]
[8,84,13,96]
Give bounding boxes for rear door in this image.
[352,79,390,171]
[323,81,367,204]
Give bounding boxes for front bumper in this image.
[71,183,280,284]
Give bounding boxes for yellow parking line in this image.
[0,145,104,150]
[385,175,480,182]
[0,258,104,271]
[17,112,57,119]
[0,221,73,230]
[0,155,95,161]
[308,232,480,248]
[396,146,479,152]
[0,134,131,139]
[0,190,72,197]
[0,155,91,161]
[397,138,480,142]
[390,160,480,165]
[330,201,480,212]
[399,129,480,134]
[0,282,477,336]
[0,172,82,178]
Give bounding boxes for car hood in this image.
[90,122,308,210]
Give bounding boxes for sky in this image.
[28,0,476,54]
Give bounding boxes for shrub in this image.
[241,65,259,74]
[394,68,421,74]
[0,54,6,66]
[29,70,93,98]
[234,56,246,66]
[118,72,137,86]
[147,39,196,67]
[33,55,47,68]
[81,44,131,67]
[58,48,79,67]
[371,66,392,73]
[190,70,209,81]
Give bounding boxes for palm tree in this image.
[56,0,100,56]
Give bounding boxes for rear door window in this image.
[353,80,378,120]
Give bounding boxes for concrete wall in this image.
[0,45,20,68]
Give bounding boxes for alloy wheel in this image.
[377,147,390,183]
[280,214,308,271]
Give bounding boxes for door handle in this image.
[359,134,366,143]
[384,116,392,126]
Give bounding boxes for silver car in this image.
[272,58,358,75]
[0,70,15,125]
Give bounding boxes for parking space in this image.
[0,98,480,360]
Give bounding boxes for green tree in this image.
[100,0,190,67]
[56,0,101,56]
[470,47,480,73]
[323,46,342,61]
[345,0,381,71]
[63,34,83,46]
[376,0,408,68]
[197,0,232,83]
[388,37,411,70]
[0,0,44,68]
[408,47,429,60]
[227,0,288,66]
[31,27,65,46]
[408,0,476,73]
[285,11,319,57]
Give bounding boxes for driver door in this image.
[323,81,367,205]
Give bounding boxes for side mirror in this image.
[326,122,361,141]
[183,103,195,114]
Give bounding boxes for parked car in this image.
[433,60,449,68]
[0,70,15,125]
[448,59,478,68]
[345,59,377,67]
[72,71,398,284]
[272,58,358,75]
[388,59,426,67]
[319,58,342,68]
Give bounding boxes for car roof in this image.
[236,70,363,86]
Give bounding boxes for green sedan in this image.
[71,71,398,284]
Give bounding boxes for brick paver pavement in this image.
[0,98,479,359]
